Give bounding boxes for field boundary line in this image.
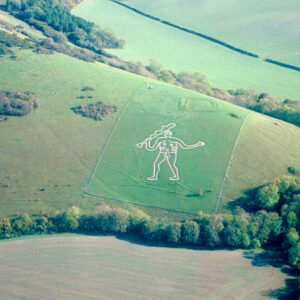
[214,112,253,213]
[84,84,144,190]
[109,0,300,73]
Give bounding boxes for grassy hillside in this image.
[0,49,147,216]
[73,0,300,100]
[128,0,300,67]
[0,235,290,299]
[0,49,299,216]
[222,113,300,212]
[87,84,250,214]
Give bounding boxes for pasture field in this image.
[128,0,300,67]
[73,0,300,100]
[0,235,290,299]
[87,84,250,214]
[0,49,299,216]
[221,113,300,212]
[0,49,147,216]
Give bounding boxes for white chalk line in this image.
[214,112,253,213]
[137,123,205,181]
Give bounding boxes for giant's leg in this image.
[167,152,179,180]
[147,152,166,180]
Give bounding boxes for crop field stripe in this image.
[214,112,253,214]
[84,83,145,191]
[109,0,300,73]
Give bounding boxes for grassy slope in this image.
[0,10,45,40]
[222,113,300,211]
[128,0,300,67]
[0,49,299,216]
[0,50,148,217]
[73,0,300,100]
[0,235,289,300]
[87,83,249,214]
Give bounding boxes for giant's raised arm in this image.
[174,138,205,149]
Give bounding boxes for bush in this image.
[0,218,12,238]
[166,222,181,244]
[181,220,199,244]
[95,207,129,234]
[12,213,34,235]
[256,184,280,209]
[0,90,39,117]
[81,86,94,92]
[53,206,80,232]
[72,101,117,121]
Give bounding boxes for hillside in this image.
[0,235,290,299]
[73,0,300,100]
[0,48,299,216]
[127,0,300,67]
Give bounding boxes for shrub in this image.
[0,218,12,238]
[95,207,129,234]
[12,213,34,235]
[53,206,80,232]
[256,184,280,209]
[166,222,181,244]
[0,90,39,117]
[181,220,199,244]
[72,101,117,121]
[81,86,94,92]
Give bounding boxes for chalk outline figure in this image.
[136,123,205,181]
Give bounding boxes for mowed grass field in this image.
[73,0,300,100]
[0,235,290,300]
[128,0,300,67]
[0,49,299,216]
[87,84,250,214]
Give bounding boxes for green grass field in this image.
[0,235,290,299]
[87,84,250,214]
[127,0,300,67]
[0,49,299,216]
[221,113,300,212]
[73,0,300,100]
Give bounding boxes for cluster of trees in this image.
[251,176,300,270]
[0,90,39,116]
[4,0,125,50]
[72,101,117,121]
[145,59,300,126]
[1,175,299,272]
[0,29,34,55]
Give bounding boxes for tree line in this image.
[4,0,125,50]
[1,1,299,126]
[0,175,299,272]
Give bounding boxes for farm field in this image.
[0,235,290,300]
[0,49,299,216]
[73,0,300,100]
[127,0,300,67]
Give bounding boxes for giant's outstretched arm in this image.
[174,138,205,149]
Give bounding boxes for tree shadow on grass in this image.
[226,186,264,213]
[243,250,299,299]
